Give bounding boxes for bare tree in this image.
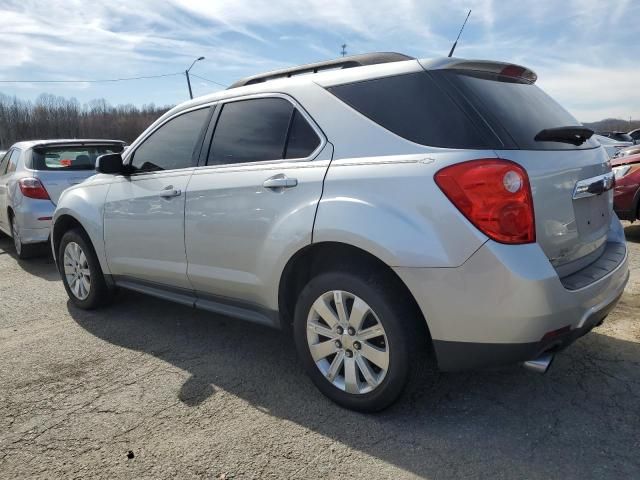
[0,93,171,149]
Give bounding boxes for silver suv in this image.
[52,53,629,411]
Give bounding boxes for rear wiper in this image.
[534,126,594,146]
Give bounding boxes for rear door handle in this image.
[159,186,182,198]
[263,176,298,189]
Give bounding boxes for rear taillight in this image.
[18,177,50,200]
[435,159,535,244]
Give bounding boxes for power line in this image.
[189,73,228,88]
[0,72,185,84]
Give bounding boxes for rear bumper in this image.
[18,226,50,244]
[430,286,624,370]
[394,235,629,371]
[13,199,54,244]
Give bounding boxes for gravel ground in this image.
[0,225,639,479]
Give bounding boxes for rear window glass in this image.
[328,72,488,149]
[32,145,124,171]
[444,71,599,150]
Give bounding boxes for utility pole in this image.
[185,56,205,99]
[341,44,347,57]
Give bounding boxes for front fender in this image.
[53,181,112,273]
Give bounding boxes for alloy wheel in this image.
[306,290,389,394]
[63,241,91,300]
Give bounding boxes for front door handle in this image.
[159,186,182,198]
[263,175,298,189]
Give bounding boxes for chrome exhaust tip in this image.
[523,352,554,374]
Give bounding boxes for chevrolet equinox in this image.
[52,53,629,411]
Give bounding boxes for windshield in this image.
[31,144,124,171]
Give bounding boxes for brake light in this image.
[18,177,50,200]
[435,159,535,244]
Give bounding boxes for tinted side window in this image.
[7,149,21,173]
[131,107,209,173]
[208,98,293,165]
[328,72,487,149]
[285,110,320,159]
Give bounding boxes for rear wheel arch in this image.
[278,241,431,341]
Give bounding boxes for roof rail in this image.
[228,52,415,89]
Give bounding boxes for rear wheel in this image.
[58,228,112,309]
[294,270,426,412]
[10,215,40,260]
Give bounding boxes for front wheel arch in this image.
[52,215,86,263]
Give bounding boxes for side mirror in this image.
[96,153,124,174]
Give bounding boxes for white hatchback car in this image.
[52,54,628,411]
[0,140,125,258]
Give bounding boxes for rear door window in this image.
[131,107,210,173]
[327,72,489,149]
[208,98,293,166]
[31,145,124,171]
[207,97,321,166]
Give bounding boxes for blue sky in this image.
[0,0,638,122]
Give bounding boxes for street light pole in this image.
[185,56,205,99]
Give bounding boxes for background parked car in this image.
[593,134,632,157]
[600,131,636,143]
[613,144,640,158]
[629,128,640,144]
[0,139,125,258]
[613,152,640,221]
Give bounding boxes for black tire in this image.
[58,228,113,309]
[293,269,426,412]
[10,215,42,260]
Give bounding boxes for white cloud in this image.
[537,63,640,122]
[0,0,637,120]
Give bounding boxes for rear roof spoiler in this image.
[424,59,537,83]
[32,140,126,150]
[228,52,415,89]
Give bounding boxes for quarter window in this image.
[207,97,320,166]
[285,110,321,159]
[131,107,210,173]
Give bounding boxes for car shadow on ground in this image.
[0,235,59,281]
[67,287,640,479]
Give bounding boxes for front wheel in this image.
[58,228,112,309]
[294,270,425,412]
